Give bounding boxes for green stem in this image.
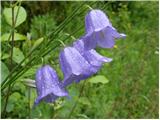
[7,1,21,42]
[47,2,85,39]
[1,1,25,90]
[85,4,93,10]
[64,33,76,40]
[28,87,31,118]
[2,57,36,90]
[2,1,15,117]
[56,39,66,47]
[10,0,20,7]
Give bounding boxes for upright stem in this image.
[11,3,15,68]
[28,87,31,118]
[2,1,15,117]
[28,40,32,118]
[68,80,87,118]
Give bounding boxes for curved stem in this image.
[85,4,93,10]
[64,33,76,40]
[56,39,66,47]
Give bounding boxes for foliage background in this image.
[1,1,159,119]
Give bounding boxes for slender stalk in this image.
[68,80,87,118]
[6,1,21,42]
[28,87,31,118]
[2,1,15,117]
[42,22,85,58]
[28,39,32,118]
[46,2,86,39]
[2,57,36,89]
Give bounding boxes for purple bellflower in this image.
[59,47,98,86]
[35,65,68,105]
[83,9,126,50]
[73,39,112,69]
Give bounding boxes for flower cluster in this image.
[35,9,126,105]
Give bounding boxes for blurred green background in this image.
[1,1,159,119]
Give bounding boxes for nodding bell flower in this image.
[83,9,126,50]
[35,65,68,105]
[73,39,112,69]
[59,47,98,86]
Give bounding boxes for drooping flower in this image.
[83,9,126,50]
[59,47,98,86]
[35,65,68,105]
[73,39,112,69]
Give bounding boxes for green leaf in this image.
[88,75,109,84]
[6,92,21,112]
[11,92,21,101]
[13,47,25,65]
[6,102,14,113]
[78,97,91,106]
[1,61,9,83]
[1,33,27,42]
[31,37,44,51]
[1,53,10,60]
[3,6,27,27]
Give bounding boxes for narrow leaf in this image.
[31,37,44,51]
[89,75,109,84]
[1,33,27,42]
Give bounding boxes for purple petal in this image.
[111,26,126,39]
[43,66,68,97]
[84,9,126,50]
[96,26,115,48]
[73,39,112,67]
[35,65,68,105]
[60,47,98,86]
[82,32,97,51]
[73,39,85,54]
[85,9,112,34]
[83,49,112,67]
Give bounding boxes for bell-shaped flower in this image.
[59,47,98,86]
[73,39,112,69]
[35,65,68,105]
[83,9,126,50]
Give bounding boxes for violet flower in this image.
[35,65,68,105]
[83,9,126,50]
[59,47,98,86]
[73,39,112,69]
